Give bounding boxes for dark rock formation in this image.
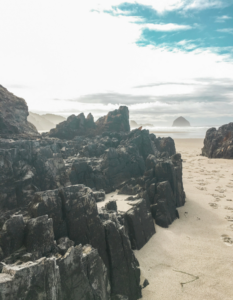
[0,215,25,258]
[104,220,141,300]
[0,85,40,139]
[0,98,186,299]
[46,106,130,140]
[153,181,178,228]
[0,257,60,300]
[125,199,155,250]
[25,215,54,256]
[172,116,190,127]
[49,113,95,140]
[202,123,233,158]
[96,106,130,134]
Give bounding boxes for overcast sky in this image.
[1,0,233,126]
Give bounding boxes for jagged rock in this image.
[142,279,149,289]
[57,237,74,255]
[125,199,155,250]
[0,215,25,258]
[0,257,60,300]
[105,200,117,212]
[96,106,130,134]
[0,138,70,211]
[0,244,111,300]
[82,245,111,300]
[152,136,176,157]
[29,189,67,240]
[25,215,54,256]
[48,113,93,140]
[104,221,141,300]
[57,245,95,300]
[47,106,129,140]
[146,154,185,208]
[152,181,178,228]
[60,185,109,271]
[0,102,186,299]
[93,190,106,202]
[172,116,190,127]
[202,123,233,158]
[0,85,40,139]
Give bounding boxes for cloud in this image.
[56,78,233,106]
[217,28,233,34]
[143,23,192,31]
[184,0,230,10]
[216,15,232,23]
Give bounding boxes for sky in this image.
[1,0,233,126]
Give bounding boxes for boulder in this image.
[202,123,233,158]
[0,85,40,139]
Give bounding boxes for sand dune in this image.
[136,139,233,300]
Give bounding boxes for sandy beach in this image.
[134,138,233,300]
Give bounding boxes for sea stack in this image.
[172,116,190,127]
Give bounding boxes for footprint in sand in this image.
[225,216,233,222]
[196,186,207,191]
[226,184,233,188]
[209,203,218,209]
[211,193,226,199]
[228,224,233,230]
[215,188,226,193]
[227,199,233,202]
[221,234,233,246]
[214,198,221,202]
[225,206,233,211]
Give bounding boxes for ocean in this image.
[145,126,218,139]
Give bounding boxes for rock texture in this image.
[0,85,40,139]
[172,116,190,127]
[202,123,233,158]
[0,95,186,299]
[46,106,130,140]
